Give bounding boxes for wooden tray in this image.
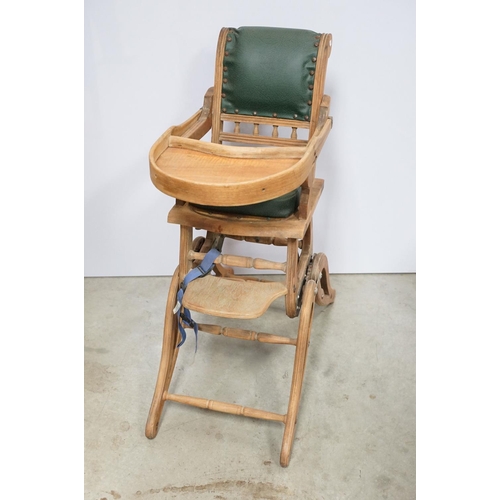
[149,117,331,207]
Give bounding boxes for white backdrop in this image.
[84,0,415,277]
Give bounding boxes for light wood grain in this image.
[180,87,214,140]
[182,274,287,319]
[188,250,286,272]
[149,111,202,167]
[285,239,299,318]
[280,279,316,467]
[145,268,181,439]
[186,323,297,345]
[150,118,331,207]
[219,132,307,147]
[179,226,192,280]
[168,135,306,159]
[220,113,310,129]
[211,27,230,144]
[309,33,333,138]
[224,235,290,247]
[296,222,313,294]
[164,393,287,423]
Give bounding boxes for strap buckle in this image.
[173,300,181,315]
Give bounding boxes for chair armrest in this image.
[179,87,213,140]
[149,87,213,165]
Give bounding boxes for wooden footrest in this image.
[182,275,287,319]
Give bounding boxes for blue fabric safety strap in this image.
[174,248,221,351]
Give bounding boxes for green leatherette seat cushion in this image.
[194,188,301,219]
[221,26,320,121]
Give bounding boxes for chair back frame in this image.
[211,27,332,146]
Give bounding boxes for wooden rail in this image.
[164,393,287,423]
[220,113,310,129]
[219,132,307,147]
[187,250,287,272]
[186,323,296,345]
[224,235,292,247]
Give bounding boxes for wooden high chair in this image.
[146,26,335,467]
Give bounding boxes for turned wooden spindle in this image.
[272,125,279,138]
[188,323,297,345]
[164,393,287,423]
[291,127,298,140]
[188,250,287,271]
[234,121,240,134]
[253,123,259,135]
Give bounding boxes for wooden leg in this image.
[145,267,181,439]
[285,239,299,318]
[280,279,316,467]
[179,226,193,280]
[311,252,336,306]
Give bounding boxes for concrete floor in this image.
[85,273,415,500]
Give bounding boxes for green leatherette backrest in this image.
[220,27,321,121]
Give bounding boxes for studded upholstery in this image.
[221,27,320,121]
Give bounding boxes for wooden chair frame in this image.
[145,28,335,467]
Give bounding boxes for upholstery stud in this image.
[309,85,314,90]
[223,78,228,83]
[312,56,317,62]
